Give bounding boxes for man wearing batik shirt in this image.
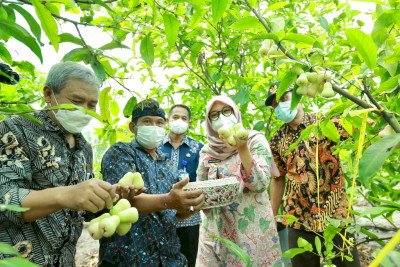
[160,104,203,267]
[99,99,204,266]
[0,62,117,266]
[266,84,360,267]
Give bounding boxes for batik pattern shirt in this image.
[270,113,349,232]
[0,111,92,266]
[196,132,281,267]
[160,135,203,228]
[99,140,187,266]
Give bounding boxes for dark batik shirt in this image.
[270,113,349,232]
[99,140,187,266]
[160,135,203,228]
[0,111,93,266]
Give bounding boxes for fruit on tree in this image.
[320,82,336,98]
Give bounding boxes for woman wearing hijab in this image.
[196,96,281,266]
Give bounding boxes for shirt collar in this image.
[163,134,190,147]
[36,110,61,132]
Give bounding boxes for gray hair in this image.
[45,61,101,94]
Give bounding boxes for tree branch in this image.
[362,78,400,133]
[356,236,392,246]
[242,0,306,64]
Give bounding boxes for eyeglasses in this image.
[209,106,234,121]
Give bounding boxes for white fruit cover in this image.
[184,177,240,209]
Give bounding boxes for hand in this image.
[116,185,145,201]
[167,178,204,214]
[233,131,249,149]
[62,178,116,213]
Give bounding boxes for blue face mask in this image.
[275,101,298,123]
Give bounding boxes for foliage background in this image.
[0,0,399,265]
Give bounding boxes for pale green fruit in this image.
[118,207,139,223]
[132,172,144,189]
[235,127,248,140]
[296,73,308,86]
[320,82,336,98]
[306,72,318,83]
[291,65,304,75]
[317,83,324,93]
[261,40,272,50]
[110,199,131,215]
[267,45,285,59]
[307,83,319,98]
[89,213,110,225]
[378,125,395,137]
[116,222,132,236]
[226,135,236,146]
[317,72,332,83]
[100,215,120,238]
[258,46,269,57]
[118,172,134,186]
[231,123,242,133]
[88,222,103,240]
[218,125,231,139]
[296,86,308,96]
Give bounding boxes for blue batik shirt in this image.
[99,140,187,266]
[159,135,203,228]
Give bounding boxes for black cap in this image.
[265,82,293,106]
[131,98,166,123]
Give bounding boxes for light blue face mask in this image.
[275,101,298,123]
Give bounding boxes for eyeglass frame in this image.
[209,106,234,121]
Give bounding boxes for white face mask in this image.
[169,119,189,134]
[51,92,93,134]
[136,126,166,149]
[211,114,237,132]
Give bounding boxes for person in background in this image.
[266,84,360,267]
[159,104,204,267]
[99,98,204,266]
[196,95,281,266]
[0,62,117,266]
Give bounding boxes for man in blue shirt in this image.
[160,104,204,267]
[99,99,204,266]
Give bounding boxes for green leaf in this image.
[362,206,396,217]
[99,87,111,123]
[360,227,385,246]
[62,48,91,62]
[359,134,400,187]
[2,204,30,212]
[345,28,377,69]
[0,256,39,267]
[232,89,249,106]
[99,40,130,50]
[91,59,106,82]
[163,13,180,47]
[320,120,340,142]
[297,237,310,248]
[0,42,12,63]
[123,96,137,118]
[372,10,400,46]
[375,74,400,95]
[0,20,42,63]
[318,16,330,33]
[210,235,252,267]
[291,87,302,110]
[140,34,154,67]
[285,125,316,156]
[253,121,265,131]
[315,236,322,255]
[282,33,317,45]
[282,248,306,259]
[212,0,229,24]
[31,0,59,51]
[276,71,296,101]
[9,4,42,42]
[368,196,400,209]
[59,33,84,46]
[0,242,19,255]
[266,2,288,12]
[230,16,263,31]
[270,17,285,33]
